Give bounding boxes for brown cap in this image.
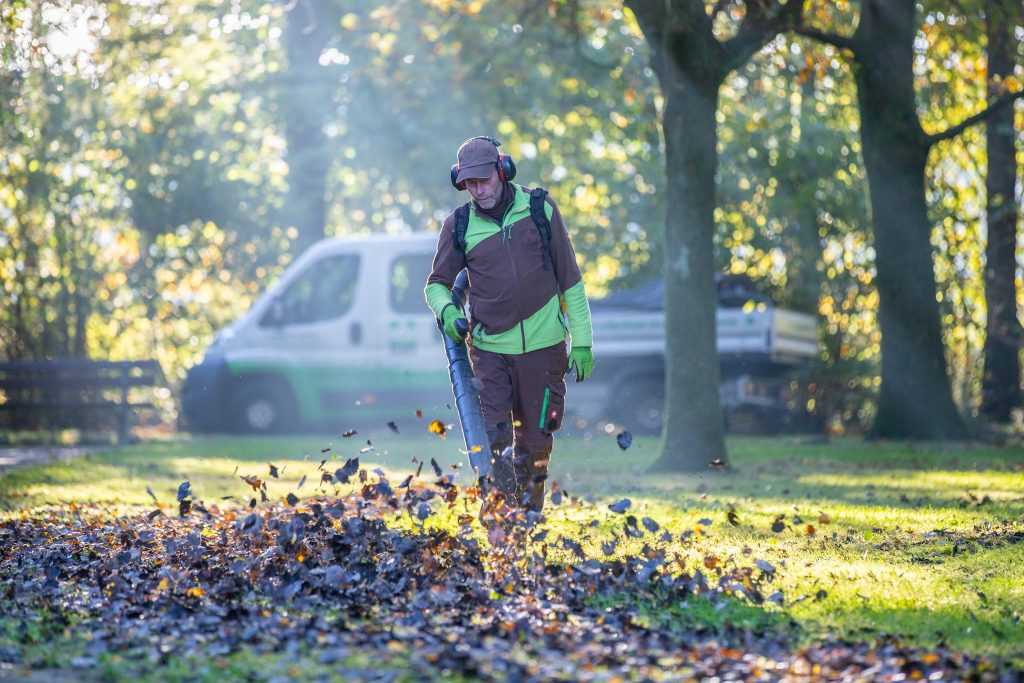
[455,137,499,183]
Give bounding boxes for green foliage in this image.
[0,0,1021,431]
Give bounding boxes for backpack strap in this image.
[529,187,553,271]
[453,202,471,252]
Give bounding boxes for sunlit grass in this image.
[1,432,1023,660]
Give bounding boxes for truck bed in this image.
[590,301,818,367]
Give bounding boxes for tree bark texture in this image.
[658,70,729,471]
[852,0,968,438]
[627,0,801,468]
[628,0,728,470]
[980,0,1022,421]
[282,0,337,255]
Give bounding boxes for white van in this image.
[181,233,449,433]
[181,233,821,434]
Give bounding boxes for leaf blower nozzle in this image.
[438,270,491,484]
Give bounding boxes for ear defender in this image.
[450,164,466,191]
[450,137,517,190]
[497,154,517,183]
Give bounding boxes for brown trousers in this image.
[468,341,567,511]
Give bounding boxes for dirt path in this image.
[0,446,94,475]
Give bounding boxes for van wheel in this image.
[615,379,664,435]
[229,382,296,434]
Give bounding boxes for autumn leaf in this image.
[428,419,447,437]
[334,458,359,484]
[240,475,263,491]
[608,498,631,513]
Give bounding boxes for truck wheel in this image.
[617,380,664,435]
[229,382,296,434]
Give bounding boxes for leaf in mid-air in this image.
[608,498,631,514]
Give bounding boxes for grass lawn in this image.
[1,428,1023,679]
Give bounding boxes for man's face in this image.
[464,167,501,209]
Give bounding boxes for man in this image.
[424,136,594,513]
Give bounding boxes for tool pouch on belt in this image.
[540,370,566,434]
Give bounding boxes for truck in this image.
[181,233,820,435]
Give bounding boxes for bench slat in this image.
[0,359,163,443]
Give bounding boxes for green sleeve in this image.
[425,282,455,320]
[563,280,593,348]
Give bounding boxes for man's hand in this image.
[442,306,469,343]
[567,346,594,383]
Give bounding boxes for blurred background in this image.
[0,0,1021,445]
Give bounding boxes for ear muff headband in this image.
[450,136,518,190]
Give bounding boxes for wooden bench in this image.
[0,359,164,444]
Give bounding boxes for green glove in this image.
[441,305,468,343]
[567,346,594,383]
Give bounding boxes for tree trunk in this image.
[980,0,1022,421]
[625,0,801,469]
[281,1,337,255]
[625,1,729,471]
[783,72,824,315]
[853,0,968,439]
[651,72,728,471]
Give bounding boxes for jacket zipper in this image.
[499,206,527,353]
[473,198,528,352]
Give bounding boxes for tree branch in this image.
[566,0,622,70]
[793,25,856,52]
[623,0,670,79]
[926,89,1024,147]
[721,0,803,72]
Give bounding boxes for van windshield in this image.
[389,253,433,314]
[261,254,360,326]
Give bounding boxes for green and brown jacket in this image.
[424,183,592,354]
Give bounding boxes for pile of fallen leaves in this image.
[0,458,1016,681]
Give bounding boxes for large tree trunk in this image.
[653,70,727,471]
[281,1,337,255]
[853,0,968,438]
[627,0,729,471]
[626,0,800,469]
[980,0,1022,421]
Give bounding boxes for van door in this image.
[251,251,376,426]
[380,251,453,417]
